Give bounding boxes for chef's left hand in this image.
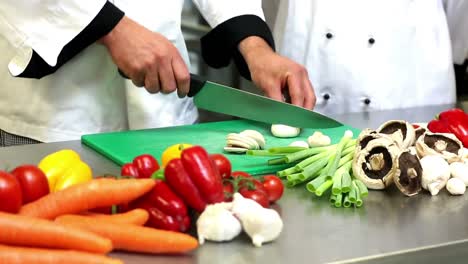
[238,36,316,109]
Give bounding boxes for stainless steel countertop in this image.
[1,104,467,264]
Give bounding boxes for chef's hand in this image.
[99,16,190,97]
[238,36,316,109]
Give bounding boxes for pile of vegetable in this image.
[353,108,468,197]
[246,128,369,208]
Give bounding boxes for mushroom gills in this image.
[362,147,393,180]
[423,134,460,154]
[394,151,422,196]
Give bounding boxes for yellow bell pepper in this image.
[38,149,93,192]
[161,143,193,168]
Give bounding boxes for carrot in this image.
[56,214,198,254]
[0,212,112,254]
[20,178,155,219]
[81,208,149,225]
[0,244,123,264]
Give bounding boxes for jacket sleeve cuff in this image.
[15,1,124,79]
[200,14,275,80]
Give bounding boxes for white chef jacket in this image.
[0,0,265,142]
[272,0,466,115]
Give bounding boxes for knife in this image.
[189,74,342,128]
[118,70,342,128]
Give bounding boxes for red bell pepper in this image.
[131,179,190,232]
[121,154,160,179]
[164,146,224,213]
[428,108,468,147]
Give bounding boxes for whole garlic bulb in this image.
[196,202,242,244]
[446,178,466,195]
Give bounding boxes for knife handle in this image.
[188,73,206,97]
[117,69,205,97]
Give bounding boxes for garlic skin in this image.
[450,162,468,186]
[446,178,466,195]
[289,140,309,148]
[271,124,301,138]
[307,131,331,147]
[420,155,451,196]
[196,202,242,245]
[231,193,283,247]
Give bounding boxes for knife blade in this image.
[189,74,342,128]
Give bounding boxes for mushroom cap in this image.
[394,149,423,196]
[415,132,462,163]
[376,120,416,149]
[352,136,400,190]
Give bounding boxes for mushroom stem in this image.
[434,140,447,153]
[368,153,385,171]
[407,168,418,179]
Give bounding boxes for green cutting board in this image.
[82,120,360,175]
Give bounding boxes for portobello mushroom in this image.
[353,136,400,190]
[376,120,416,149]
[415,132,462,163]
[394,148,423,196]
[414,127,426,144]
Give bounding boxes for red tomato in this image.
[11,165,50,204]
[239,189,269,208]
[133,154,160,178]
[231,171,252,179]
[0,171,22,213]
[210,154,232,179]
[223,182,234,202]
[121,163,139,178]
[262,175,284,203]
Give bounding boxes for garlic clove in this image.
[226,139,252,150]
[289,140,309,148]
[240,130,266,149]
[446,177,466,195]
[307,131,331,147]
[224,147,248,153]
[227,134,259,150]
[450,162,468,186]
[271,124,301,138]
[196,202,242,244]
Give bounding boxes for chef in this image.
[269,0,468,115]
[0,0,315,146]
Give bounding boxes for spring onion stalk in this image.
[330,194,337,204]
[247,150,284,156]
[343,194,352,208]
[268,157,287,165]
[284,145,334,163]
[286,173,302,183]
[325,131,353,179]
[341,170,353,193]
[334,193,343,207]
[306,175,327,193]
[268,146,309,154]
[331,172,343,195]
[354,180,369,198]
[348,181,358,203]
[315,179,333,196]
[299,158,328,181]
[278,166,300,177]
[355,187,363,208]
[295,149,332,170]
[286,180,300,188]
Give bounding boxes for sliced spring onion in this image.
[315,179,333,196]
[268,146,308,153]
[343,194,352,208]
[354,180,369,198]
[299,158,328,181]
[268,157,287,165]
[341,170,352,193]
[306,175,327,193]
[284,145,333,163]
